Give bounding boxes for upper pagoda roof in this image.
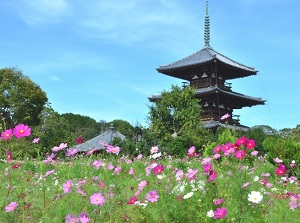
[156,0,257,81]
[156,47,257,80]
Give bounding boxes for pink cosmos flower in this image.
[114,166,122,175]
[43,169,55,178]
[213,153,221,159]
[1,129,13,140]
[214,198,224,205]
[220,113,230,120]
[63,180,73,193]
[275,164,286,176]
[128,167,134,175]
[289,196,299,209]
[5,202,18,212]
[274,158,283,163]
[79,212,90,223]
[251,150,259,156]
[43,153,56,164]
[66,148,78,157]
[241,182,250,188]
[6,151,13,163]
[51,143,68,152]
[188,146,196,156]
[146,190,159,202]
[186,168,198,181]
[65,214,79,223]
[153,165,164,175]
[138,180,147,191]
[150,146,159,154]
[13,124,31,138]
[107,163,115,170]
[136,154,143,159]
[234,150,246,159]
[202,157,212,165]
[32,138,40,143]
[213,207,227,219]
[127,197,138,205]
[245,139,256,149]
[106,145,120,154]
[92,160,103,169]
[145,163,157,176]
[90,192,105,206]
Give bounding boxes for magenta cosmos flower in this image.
[234,150,246,159]
[6,150,13,163]
[213,207,227,219]
[1,129,13,140]
[90,192,105,206]
[146,190,159,202]
[275,164,286,176]
[245,139,256,149]
[207,169,217,182]
[5,202,18,212]
[13,124,31,138]
[153,165,164,175]
[127,197,138,205]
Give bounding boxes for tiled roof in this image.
[202,120,249,131]
[157,47,257,73]
[195,85,266,105]
[149,85,265,106]
[71,126,126,152]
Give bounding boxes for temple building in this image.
[149,0,265,130]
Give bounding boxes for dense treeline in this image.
[0,67,300,166]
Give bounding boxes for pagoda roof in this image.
[156,47,257,80]
[202,120,249,131]
[149,85,265,108]
[195,85,265,107]
[71,125,126,152]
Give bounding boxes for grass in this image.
[1,138,300,223]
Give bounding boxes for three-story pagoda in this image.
[149,0,265,130]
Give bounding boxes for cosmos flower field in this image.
[1,124,300,222]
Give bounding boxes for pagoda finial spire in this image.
[204,0,210,47]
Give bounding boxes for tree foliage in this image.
[148,85,202,141]
[61,113,99,140]
[0,67,48,129]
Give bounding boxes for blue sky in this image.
[0,0,299,130]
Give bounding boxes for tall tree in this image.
[0,67,48,128]
[148,85,202,141]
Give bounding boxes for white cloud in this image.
[15,0,72,25]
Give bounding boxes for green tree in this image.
[35,106,73,153]
[148,85,202,141]
[0,67,48,128]
[61,113,99,141]
[108,119,135,138]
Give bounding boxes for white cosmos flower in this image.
[253,176,259,181]
[183,192,194,199]
[207,210,214,217]
[248,191,263,204]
